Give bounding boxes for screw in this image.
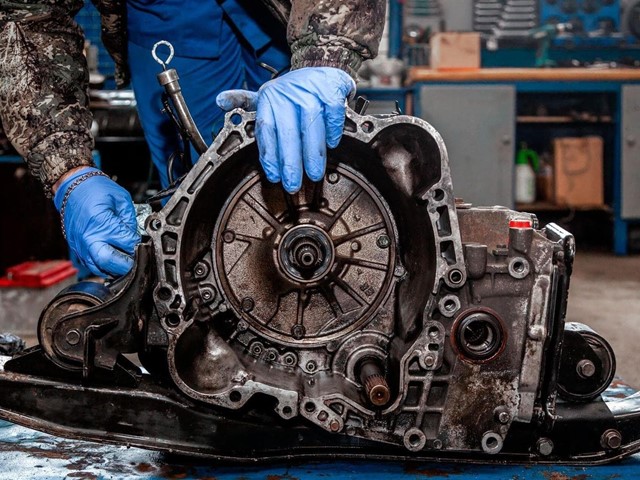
[202,290,212,301]
[306,360,317,372]
[424,354,436,368]
[432,439,443,450]
[150,218,161,231]
[318,411,329,421]
[241,297,255,312]
[328,172,339,184]
[194,263,207,278]
[329,420,341,432]
[283,353,297,366]
[66,329,81,346]
[262,227,275,239]
[218,303,228,313]
[601,429,622,450]
[292,324,306,340]
[537,438,554,456]
[350,241,361,252]
[576,359,596,379]
[237,320,248,332]
[496,411,510,424]
[222,230,235,243]
[376,235,391,249]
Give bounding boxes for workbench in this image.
[0,379,635,480]
[407,67,640,255]
[0,419,637,479]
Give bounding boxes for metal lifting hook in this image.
[151,40,208,156]
[152,40,175,71]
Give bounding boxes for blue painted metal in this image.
[0,155,23,165]
[388,0,403,59]
[0,417,638,479]
[482,47,640,69]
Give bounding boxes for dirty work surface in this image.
[0,418,636,479]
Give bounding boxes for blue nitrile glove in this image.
[216,67,356,193]
[53,167,140,278]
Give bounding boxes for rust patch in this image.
[66,473,98,480]
[0,442,69,460]
[404,465,462,477]
[136,462,157,473]
[160,464,191,479]
[542,472,589,480]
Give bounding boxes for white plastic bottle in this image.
[515,144,538,204]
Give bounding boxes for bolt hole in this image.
[165,313,180,328]
[486,436,499,449]
[282,406,292,416]
[433,189,445,202]
[304,402,316,413]
[157,287,172,301]
[229,391,242,402]
[428,326,440,338]
[361,121,374,133]
[513,261,525,273]
[449,270,463,284]
[409,433,422,447]
[444,299,456,312]
[230,113,243,125]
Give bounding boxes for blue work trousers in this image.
[128,18,278,188]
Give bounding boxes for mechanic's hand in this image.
[53,167,140,278]
[216,67,356,193]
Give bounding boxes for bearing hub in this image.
[213,164,398,346]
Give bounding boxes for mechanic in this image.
[0,0,385,278]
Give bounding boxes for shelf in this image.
[516,202,612,212]
[517,115,613,124]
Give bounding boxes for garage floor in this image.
[567,252,640,388]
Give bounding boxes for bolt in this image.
[66,329,81,346]
[194,263,207,278]
[237,320,248,332]
[496,411,510,424]
[537,438,554,456]
[291,324,306,340]
[423,354,436,368]
[241,297,255,312]
[218,303,228,313]
[150,218,162,231]
[202,290,212,301]
[346,426,356,436]
[329,420,341,432]
[306,360,317,372]
[317,411,328,421]
[262,226,275,238]
[394,265,406,277]
[601,429,622,450]
[376,235,391,249]
[222,230,235,243]
[576,359,596,379]
[350,241,361,252]
[327,172,339,184]
[432,439,443,450]
[528,325,544,340]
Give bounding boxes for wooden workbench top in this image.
[407,67,640,84]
